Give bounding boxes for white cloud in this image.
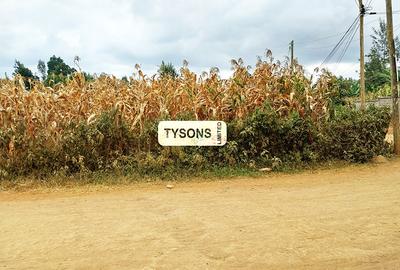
[0,0,399,78]
[305,62,359,79]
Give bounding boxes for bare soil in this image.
[1,160,400,269]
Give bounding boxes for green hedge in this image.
[320,106,391,162]
[0,105,392,179]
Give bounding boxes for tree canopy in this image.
[13,60,38,89]
[158,61,178,78]
[37,60,47,81]
[365,19,400,92]
[41,55,76,86]
[47,55,76,77]
[13,60,35,79]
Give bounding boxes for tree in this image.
[83,72,95,82]
[365,47,391,92]
[337,76,359,97]
[37,60,47,81]
[121,76,129,83]
[158,61,178,78]
[365,19,400,92]
[45,55,76,86]
[371,19,400,61]
[13,60,34,78]
[331,75,360,105]
[13,60,38,89]
[47,55,76,77]
[74,56,81,71]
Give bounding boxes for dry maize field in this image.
[0,56,336,156]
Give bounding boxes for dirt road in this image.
[1,161,400,270]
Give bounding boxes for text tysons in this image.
[164,128,212,139]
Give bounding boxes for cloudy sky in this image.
[1,0,399,79]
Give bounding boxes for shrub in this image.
[60,109,135,172]
[321,106,391,162]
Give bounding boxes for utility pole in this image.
[359,0,366,110]
[385,0,400,155]
[290,40,294,70]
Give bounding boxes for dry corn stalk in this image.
[0,55,335,155]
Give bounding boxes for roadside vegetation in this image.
[0,20,398,183]
[0,51,392,182]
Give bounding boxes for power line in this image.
[321,15,360,66]
[337,22,360,64]
[296,32,347,45]
[295,17,380,48]
[298,18,379,51]
[270,13,383,57]
[302,15,383,66]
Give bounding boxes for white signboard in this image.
[158,121,227,146]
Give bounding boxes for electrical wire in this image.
[295,32,347,45]
[318,13,385,67]
[321,15,360,66]
[295,17,379,48]
[337,22,360,64]
[270,8,383,59]
[298,17,379,51]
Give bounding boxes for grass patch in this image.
[1,159,379,192]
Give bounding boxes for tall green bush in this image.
[321,106,391,162]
